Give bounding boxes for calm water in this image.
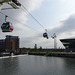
[0,55,75,75]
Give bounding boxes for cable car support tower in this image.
[51,33,57,49]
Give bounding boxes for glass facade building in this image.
[0,39,5,52]
[60,38,75,52]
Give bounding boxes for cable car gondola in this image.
[43,29,48,39]
[43,32,48,39]
[1,22,13,32]
[1,15,14,32]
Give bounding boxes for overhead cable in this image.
[0,12,37,31]
[21,5,45,29]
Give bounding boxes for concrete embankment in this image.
[28,52,75,58]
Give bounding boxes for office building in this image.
[0,39,5,52]
[5,35,19,53]
[0,35,19,54]
[60,38,75,52]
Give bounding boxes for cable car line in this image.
[20,4,49,39]
[0,12,37,31]
[21,4,45,29]
[0,1,49,38]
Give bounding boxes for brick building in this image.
[0,35,19,54]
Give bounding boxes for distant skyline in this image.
[0,0,75,48]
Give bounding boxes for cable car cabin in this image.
[1,22,13,32]
[43,32,48,39]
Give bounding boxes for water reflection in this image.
[0,55,75,75]
[0,57,20,75]
[62,58,75,75]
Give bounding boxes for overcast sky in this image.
[0,0,75,48]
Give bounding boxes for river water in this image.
[0,55,75,75]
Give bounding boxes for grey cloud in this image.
[0,0,44,47]
[46,14,75,37]
[25,13,75,48]
[1,0,75,48]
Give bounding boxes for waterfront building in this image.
[0,35,19,54]
[60,38,75,52]
[5,35,19,53]
[0,39,5,52]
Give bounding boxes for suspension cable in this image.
[21,4,45,29]
[0,12,37,31]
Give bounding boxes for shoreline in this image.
[1,52,75,58]
[28,52,75,58]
